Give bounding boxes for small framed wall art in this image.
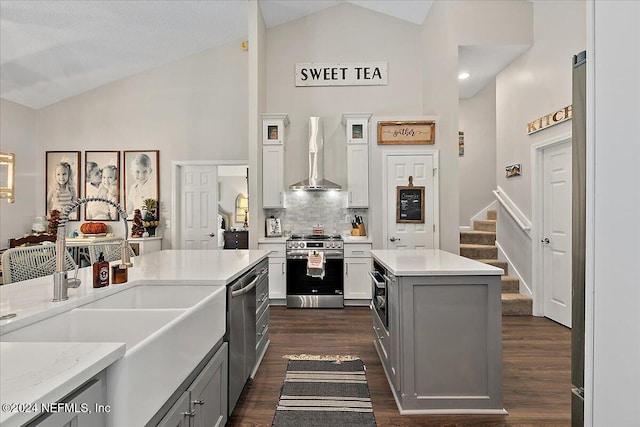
[378,120,435,145]
[505,163,522,178]
[85,151,121,221]
[46,151,81,220]
[266,216,282,237]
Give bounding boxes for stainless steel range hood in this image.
[289,116,341,191]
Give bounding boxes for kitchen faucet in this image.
[53,197,132,302]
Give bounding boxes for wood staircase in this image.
[460,210,533,316]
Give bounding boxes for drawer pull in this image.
[258,293,268,303]
[352,250,364,255]
[182,410,196,417]
[258,324,268,336]
[192,399,205,406]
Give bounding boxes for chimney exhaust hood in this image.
[289,117,341,191]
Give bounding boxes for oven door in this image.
[286,255,344,296]
[369,270,387,328]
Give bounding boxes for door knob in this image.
[389,237,401,242]
[207,233,215,237]
[541,237,550,244]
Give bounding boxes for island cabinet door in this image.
[398,275,503,411]
[387,275,401,392]
[189,343,228,427]
[156,392,191,427]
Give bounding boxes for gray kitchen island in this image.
[370,249,507,415]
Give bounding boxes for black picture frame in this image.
[123,150,159,220]
[396,186,425,223]
[85,151,121,221]
[45,151,81,220]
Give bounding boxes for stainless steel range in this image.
[286,234,344,308]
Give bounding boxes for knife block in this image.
[352,224,366,236]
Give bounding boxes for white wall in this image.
[588,1,640,424]
[419,0,459,253]
[494,0,585,286]
[265,3,423,190]
[459,79,497,226]
[0,99,38,247]
[29,39,248,246]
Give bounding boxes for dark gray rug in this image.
[272,358,377,427]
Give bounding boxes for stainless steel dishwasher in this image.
[226,259,268,415]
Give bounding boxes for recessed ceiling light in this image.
[458,72,470,80]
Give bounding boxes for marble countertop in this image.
[258,237,287,244]
[0,249,269,426]
[370,249,503,276]
[0,342,125,427]
[0,249,269,332]
[258,236,372,244]
[342,236,373,244]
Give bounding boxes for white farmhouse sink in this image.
[1,283,227,427]
[79,284,219,309]
[1,309,181,348]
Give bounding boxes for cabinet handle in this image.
[182,410,196,417]
[345,264,349,275]
[192,399,205,406]
[349,191,353,203]
[281,263,285,274]
[352,250,364,255]
[258,324,268,336]
[259,293,268,303]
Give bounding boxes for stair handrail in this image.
[492,187,532,234]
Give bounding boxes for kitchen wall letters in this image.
[295,62,388,87]
[527,105,572,134]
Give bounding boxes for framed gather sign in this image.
[378,120,435,145]
[396,176,425,223]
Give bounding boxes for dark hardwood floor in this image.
[228,307,571,427]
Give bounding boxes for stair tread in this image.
[476,258,506,264]
[460,230,496,235]
[460,243,497,248]
[501,293,532,301]
[502,275,519,281]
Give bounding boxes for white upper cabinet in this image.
[262,113,290,145]
[343,113,371,207]
[342,113,371,145]
[262,114,288,208]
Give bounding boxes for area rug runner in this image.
[272,356,377,427]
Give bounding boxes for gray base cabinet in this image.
[157,343,228,427]
[374,274,505,414]
[28,377,106,427]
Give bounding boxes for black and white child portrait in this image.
[46,151,81,220]
[85,151,120,220]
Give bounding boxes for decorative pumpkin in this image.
[80,222,107,234]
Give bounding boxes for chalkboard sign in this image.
[396,186,425,223]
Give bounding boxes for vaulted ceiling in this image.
[0,0,524,109]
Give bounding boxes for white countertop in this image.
[0,249,269,426]
[0,342,125,427]
[342,236,373,244]
[0,249,269,332]
[258,237,287,244]
[370,249,503,276]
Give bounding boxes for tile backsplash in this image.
[264,191,367,236]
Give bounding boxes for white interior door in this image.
[180,165,219,250]
[385,153,437,249]
[542,141,572,326]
